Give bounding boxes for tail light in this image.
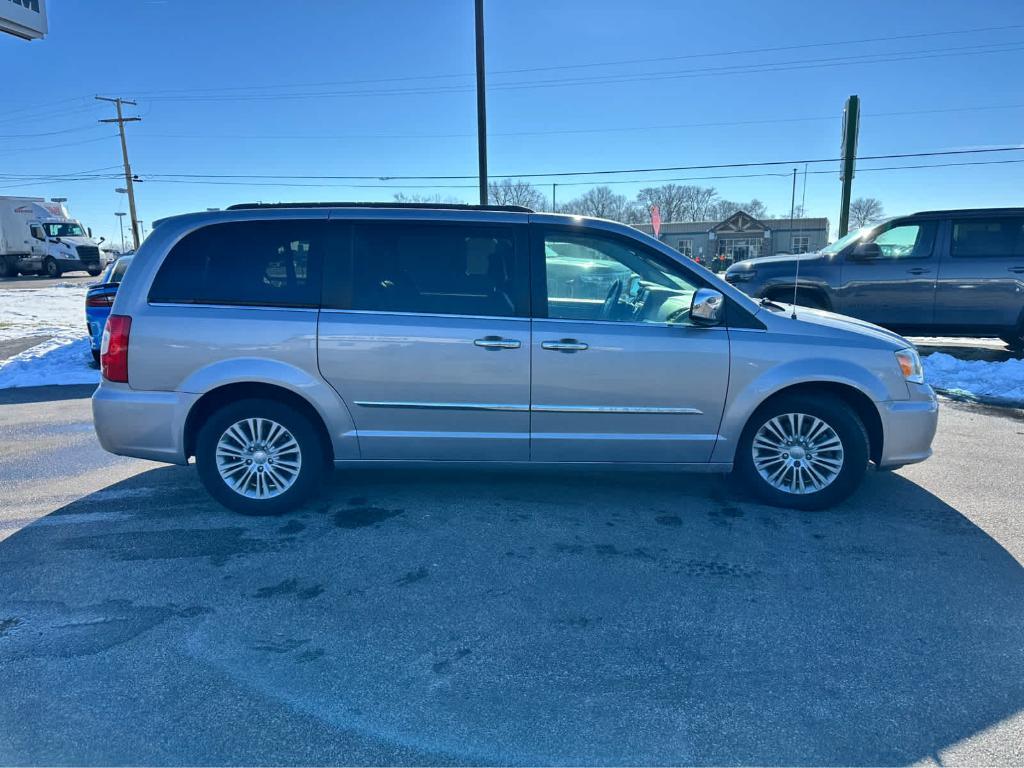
[101,314,132,383]
[86,293,114,307]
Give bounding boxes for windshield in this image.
[43,222,86,238]
[820,226,873,255]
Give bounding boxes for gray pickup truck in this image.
[725,207,1024,348]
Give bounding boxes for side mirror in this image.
[690,288,724,326]
[850,242,882,260]
[88,228,93,238]
[98,236,106,244]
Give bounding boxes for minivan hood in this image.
[770,303,910,350]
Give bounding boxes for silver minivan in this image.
[92,203,938,514]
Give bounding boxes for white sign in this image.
[1,0,47,41]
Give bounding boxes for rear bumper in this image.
[877,384,939,468]
[85,308,110,351]
[92,382,197,464]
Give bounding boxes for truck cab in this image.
[0,197,104,278]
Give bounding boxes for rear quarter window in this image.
[951,218,1024,258]
[148,220,324,307]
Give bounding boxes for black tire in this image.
[195,398,325,515]
[91,348,100,365]
[0,258,13,278]
[87,267,102,277]
[734,394,869,510]
[43,258,61,278]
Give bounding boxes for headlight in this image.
[895,347,924,384]
[725,268,756,283]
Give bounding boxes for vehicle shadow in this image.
[0,465,1021,765]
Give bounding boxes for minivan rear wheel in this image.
[196,398,324,515]
[734,394,869,510]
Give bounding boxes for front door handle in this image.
[474,336,521,350]
[1008,266,1024,274]
[541,339,589,352]
[906,267,932,275]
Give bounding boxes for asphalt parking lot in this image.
[0,386,1022,765]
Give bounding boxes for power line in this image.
[135,102,1024,142]
[135,145,1024,182]
[117,22,1024,99]
[0,124,108,140]
[0,134,120,155]
[137,40,1024,103]
[130,156,1024,191]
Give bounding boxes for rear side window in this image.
[111,256,133,283]
[324,221,527,318]
[951,218,1024,258]
[149,220,323,307]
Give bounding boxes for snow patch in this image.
[923,352,1024,404]
[0,336,99,388]
[0,284,99,389]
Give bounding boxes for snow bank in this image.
[0,284,99,389]
[0,336,99,388]
[923,352,1024,404]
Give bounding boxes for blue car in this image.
[86,254,133,364]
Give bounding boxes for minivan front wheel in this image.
[735,394,869,510]
[196,399,324,515]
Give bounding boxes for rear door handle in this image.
[541,339,589,352]
[906,267,932,275]
[474,336,521,350]
[1008,267,1024,274]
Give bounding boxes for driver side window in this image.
[542,231,699,324]
[867,222,935,259]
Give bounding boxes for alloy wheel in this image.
[752,412,845,495]
[215,417,302,499]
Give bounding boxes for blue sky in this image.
[2,0,1023,245]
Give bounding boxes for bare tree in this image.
[637,184,719,222]
[487,178,546,209]
[392,193,465,204]
[561,186,637,222]
[708,198,769,221]
[849,197,885,228]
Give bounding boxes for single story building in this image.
[637,210,830,268]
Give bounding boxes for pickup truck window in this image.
[952,218,1024,258]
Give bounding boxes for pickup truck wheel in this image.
[196,399,325,515]
[735,394,869,510]
[43,258,61,278]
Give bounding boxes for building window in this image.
[677,239,693,258]
[792,236,810,254]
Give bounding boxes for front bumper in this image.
[57,257,99,272]
[877,383,939,468]
[92,382,198,465]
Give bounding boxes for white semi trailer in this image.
[0,196,104,277]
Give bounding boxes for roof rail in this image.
[225,201,534,213]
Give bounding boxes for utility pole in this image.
[97,96,142,250]
[838,94,860,238]
[551,183,557,212]
[474,0,488,206]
